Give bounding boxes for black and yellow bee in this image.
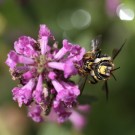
[75,36,125,99]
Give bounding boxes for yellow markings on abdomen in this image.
[98,65,107,75]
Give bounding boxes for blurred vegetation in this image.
[0,0,135,135]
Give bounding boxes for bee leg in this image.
[89,70,98,84]
[88,78,98,84]
[77,68,87,76]
[102,80,109,100]
[74,63,87,76]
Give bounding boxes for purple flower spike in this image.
[22,71,34,83]
[64,59,78,78]
[17,55,35,64]
[53,101,71,123]
[12,79,35,107]
[54,39,72,60]
[52,80,80,106]
[6,50,34,69]
[38,24,54,55]
[51,80,64,93]
[28,104,43,122]
[70,45,86,61]
[14,36,37,57]
[39,24,52,38]
[48,62,65,71]
[48,60,77,78]
[33,75,44,104]
[48,71,57,80]
[56,90,77,105]
[38,37,48,55]
[61,81,80,96]
[69,110,86,131]
[6,51,19,69]
[6,24,89,127]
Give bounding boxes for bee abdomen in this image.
[95,60,113,80]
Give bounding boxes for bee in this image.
[75,36,125,99]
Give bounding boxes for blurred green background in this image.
[0,0,135,135]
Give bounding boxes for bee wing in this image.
[91,35,102,52]
[112,40,126,60]
[79,75,88,95]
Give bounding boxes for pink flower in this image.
[46,104,90,130]
[6,51,34,69]
[32,75,44,104]
[53,101,72,123]
[12,79,35,107]
[28,104,43,122]
[54,39,72,60]
[52,80,80,104]
[6,24,88,126]
[106,0,120,16]
[69,110,86,130]
[14,36,37,57]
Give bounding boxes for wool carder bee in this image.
[75,36,125,99]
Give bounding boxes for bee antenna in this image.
[112,39,126,60]
[111,73,117,81]
[111,67,120,81]
[111,67,120,71]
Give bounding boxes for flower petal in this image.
[12,79,35,107]
[33,75,44,104]
[14,36,37,57]
[28,104,43,122]
[54,39,72,60]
